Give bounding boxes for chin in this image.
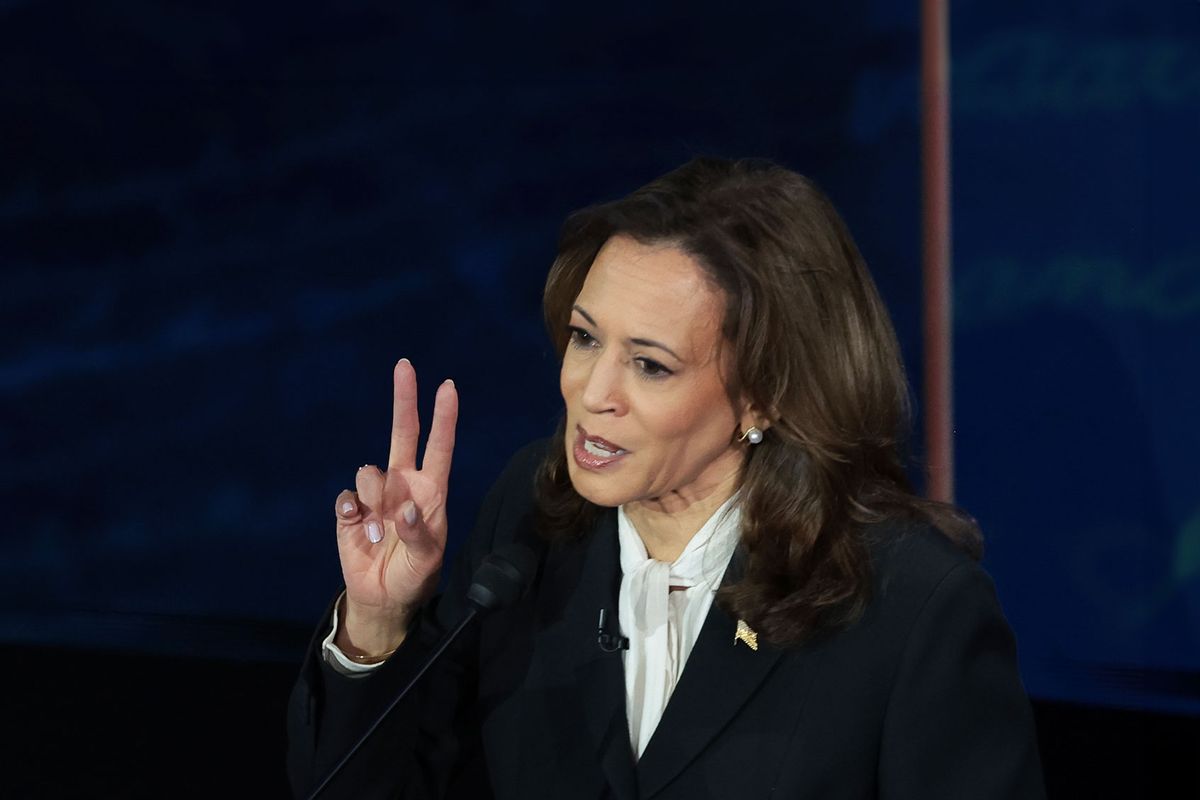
[566,461,629,509]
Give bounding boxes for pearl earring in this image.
[739,426,764,445]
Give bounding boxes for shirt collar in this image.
[617,493,742,588]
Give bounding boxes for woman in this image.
[287,158,1045,799]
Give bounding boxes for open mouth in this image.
[573,426,629,469]
[583,438,625,457]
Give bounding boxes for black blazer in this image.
[287,441,1045,799]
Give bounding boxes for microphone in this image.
[597,608,629,652]
[308,542,538,799]
[467,544,536,611]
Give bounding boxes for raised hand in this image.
[332,358,458,657]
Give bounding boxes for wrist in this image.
[336,594,412,660]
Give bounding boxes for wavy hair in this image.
[536,157,981,646]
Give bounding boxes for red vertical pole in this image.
[921,0,954,502]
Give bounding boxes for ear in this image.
[737,399,772,435]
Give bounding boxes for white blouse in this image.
[617,495,742,760]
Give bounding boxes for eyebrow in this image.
[572,304,684,362]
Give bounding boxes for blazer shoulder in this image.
[501,437,553,487]
[479,438,551,514]
[861,520,989,618]
[867,521,1045,798]
[465,437,553,555]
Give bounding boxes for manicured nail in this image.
[366,521,383,543]
[340,500,355,515]
[402,501,417,526]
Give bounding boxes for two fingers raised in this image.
[389,359,458,485]
[334,361,458,555]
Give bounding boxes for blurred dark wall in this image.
[3,0,914,649]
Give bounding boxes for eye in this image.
[567,326,598,350]
[634,357,674,380]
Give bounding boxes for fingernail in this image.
[444,378,455,387]
[402,501,417,526]
[398,358,410,366]
[340,500,355,515]
[366,521,383,543]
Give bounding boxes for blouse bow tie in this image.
[616,499,742,758]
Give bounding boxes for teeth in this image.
[584,439,622,457]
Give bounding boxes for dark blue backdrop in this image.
[2,0,1197,718]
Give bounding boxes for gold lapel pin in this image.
[735,619,758,651]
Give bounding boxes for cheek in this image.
[559,359,582,405]
[647,389,732,449]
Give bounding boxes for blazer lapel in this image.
[535,509,638,800]
[634,553,785,798]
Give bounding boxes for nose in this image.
[579,351,627,416]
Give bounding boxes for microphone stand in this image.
[307,542,535,799]
[307,606,479,800]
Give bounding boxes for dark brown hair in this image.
[537,157,981,646]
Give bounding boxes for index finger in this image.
[388,358,420,471]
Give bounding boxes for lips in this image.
[572,426,630,470]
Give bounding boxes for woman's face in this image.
[560,234,751,513]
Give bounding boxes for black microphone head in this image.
[466,542,538,612]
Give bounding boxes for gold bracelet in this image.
[344,646,397,665]
[334,590,405,664]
